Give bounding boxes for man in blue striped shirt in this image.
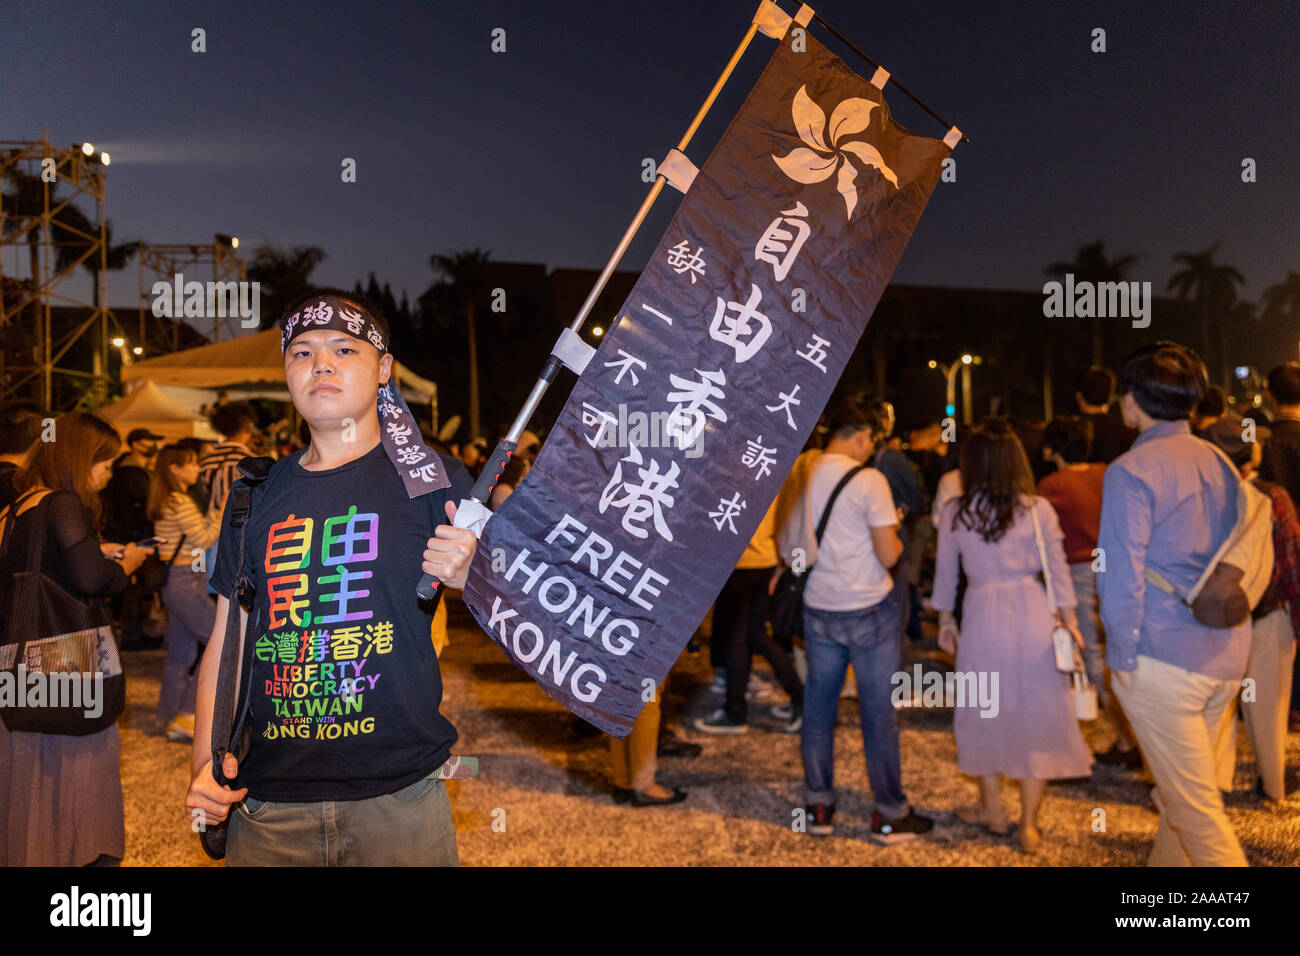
[1098,343,1250,866]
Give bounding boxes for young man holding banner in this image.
[185,289,477,866]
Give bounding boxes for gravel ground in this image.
[121,598,1300,867]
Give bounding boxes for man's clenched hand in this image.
[423,500,478,590]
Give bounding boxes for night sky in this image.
[4,0,1297,315]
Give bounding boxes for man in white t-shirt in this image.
[783,396,934,844]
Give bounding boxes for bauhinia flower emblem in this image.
[772,84,899,219]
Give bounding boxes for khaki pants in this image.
[608,687,661,792]
[1113,654,1248,867]
[1217,609,1296,801]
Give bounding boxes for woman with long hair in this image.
[0,412,152,865]
[931,419,1092,854]
[148,443,223,741]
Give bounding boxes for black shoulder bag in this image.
[769,464,868,638]
[199,456,275,860]
[0,489,127,734]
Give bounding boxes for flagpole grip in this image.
[416,438,518,600]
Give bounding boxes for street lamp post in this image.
[928,353,979,425]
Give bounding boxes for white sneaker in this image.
[708,671,727,695]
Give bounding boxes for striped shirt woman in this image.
[148,444,223,737]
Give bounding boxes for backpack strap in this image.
[210,456,275,787]
[814,464,869,546]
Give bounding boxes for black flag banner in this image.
[463,21,954,737]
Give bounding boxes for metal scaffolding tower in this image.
[135,239,247,353]
[0,134,118,409]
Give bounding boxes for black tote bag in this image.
[0,491,125,735]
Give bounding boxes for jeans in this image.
[227,765,459,866]
[801,594,908,817]
[1070,563,1106,692]
[157,562,216,724]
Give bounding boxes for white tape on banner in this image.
[552,326,596,375]
[871,66,890,90]
[658,147,699,194]
[453,497,492,537]
[753,0,792,38]
[794,4,814,26]
[943,126,962,149]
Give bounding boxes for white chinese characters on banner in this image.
[581,401,617,449]
[665,368,727,449]
[741,436,777,480]
[796,334,831,373]
[766,384,802,430]
[604,349,647,386]
[708,284,772,363]
[709,492,747,533]
[755,201,811,282]
[666,240,706,284]
[599,443,681,542]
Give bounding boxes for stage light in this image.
[100,151,110,166]
[215,233,239,249]
[927,359,937,369]
[81,142,95,156]
[961,353,972,364]
[592,326,604,337]
[132,346,143,355]
[111,336,125,347]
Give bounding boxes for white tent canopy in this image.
[97,379,219,442]
[121,328,438,420]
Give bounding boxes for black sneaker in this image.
[806,804,834,837]
[658,733,702,759]
[1094,742,1142,769]
[870,808,934,845]
[693,709,748,735]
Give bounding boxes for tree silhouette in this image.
[247,243,327,329]
[422,249,491,438]
[1044,240,1138,366]
[1167,242,1245,387]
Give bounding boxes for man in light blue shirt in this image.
[1098,343,1250,866]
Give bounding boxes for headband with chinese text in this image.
[281,295,450,498]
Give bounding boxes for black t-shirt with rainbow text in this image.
[209,441,472,802]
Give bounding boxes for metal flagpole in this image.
[417,14,763,599]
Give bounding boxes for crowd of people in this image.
[631,346,1296,862]
[0,299,1295,867]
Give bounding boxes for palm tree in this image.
[1045,240,1139,366]
[81,220,140,309]
[1262,272,1300,324]
[1261,271,1300,363]
[247,243,327,329]
[422,249,491,438]
[1167,242,1245,387]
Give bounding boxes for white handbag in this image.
[1072,670,1098,720]
[1030,502,1084,674]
